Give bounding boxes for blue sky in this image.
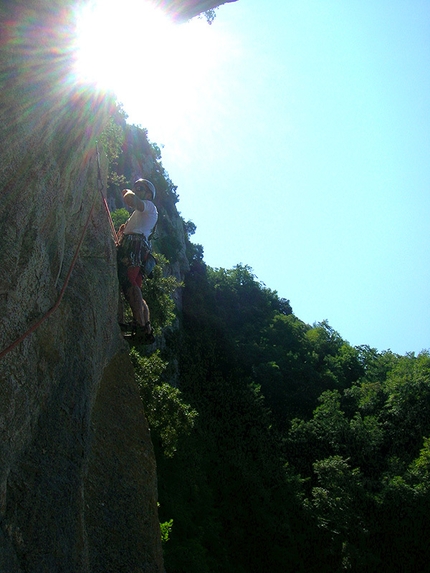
[79,0,430,355]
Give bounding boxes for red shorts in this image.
[127,266,142,288]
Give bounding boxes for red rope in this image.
[0,143,122,361]
[95,142,119,245]
[0,173,98,360]
[101,194,119,246]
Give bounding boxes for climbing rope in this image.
[0,149,101,360]
[96,142,119,246]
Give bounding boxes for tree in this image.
[306,456,373,570]
[110,208,129,230]
[382,351,430,464]
[131,349,198,458]
[99,105,128,190]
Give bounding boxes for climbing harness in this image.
[117,233,151,267]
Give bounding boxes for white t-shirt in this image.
[124,200,158,239]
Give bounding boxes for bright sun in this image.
[74,0,227,142]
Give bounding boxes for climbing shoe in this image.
[133,322,155,345]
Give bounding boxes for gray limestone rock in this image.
[0,1,164,571]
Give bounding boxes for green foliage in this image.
[382,351,430,463]
[202,8,217,24]
[160,519,173,545]
[99,111,127,189]
[141,254,182,334]
[183,219,196,237]
[131,349,198,458]
[285,349,430,570]
[110,208,129,231]
[405,437,430,496]
[305,456,372,570]
[206,263,286,343]
[156,232,182,264]
[186,241,204,264]
[306,456,365,535]
[176,261,325,572]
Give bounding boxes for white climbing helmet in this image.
[134,178,156,200]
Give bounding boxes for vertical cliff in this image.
[0,1,163,571]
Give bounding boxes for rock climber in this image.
[117,178,158,343]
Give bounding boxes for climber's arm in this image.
[122,189,145,211]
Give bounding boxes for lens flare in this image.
[73,0,230,142]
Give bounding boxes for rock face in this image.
[0,1,163,571]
